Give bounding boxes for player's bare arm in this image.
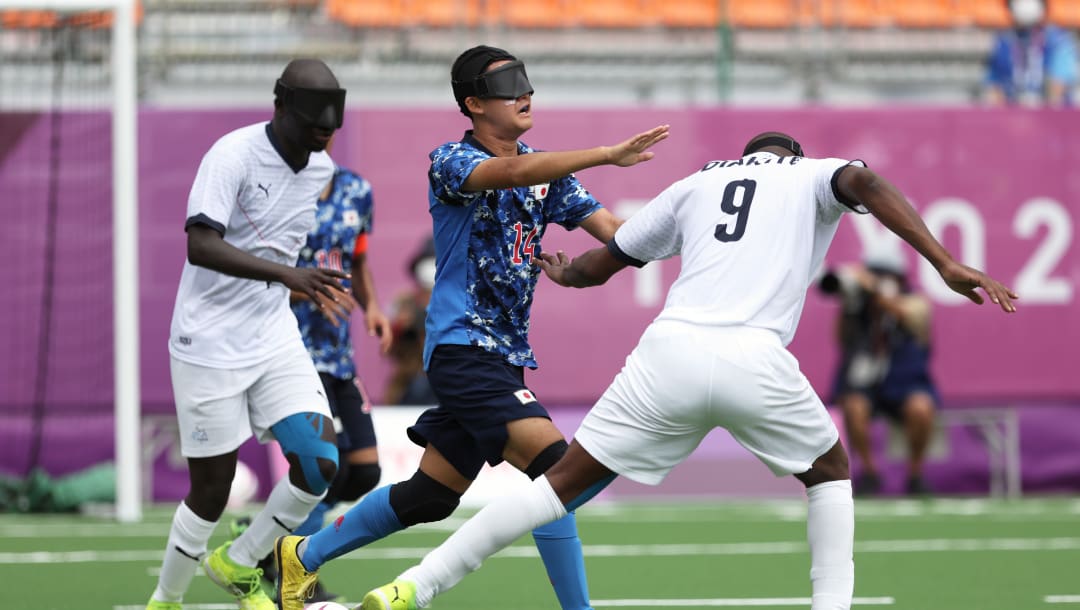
[352,251,393,353]
[186,223,349,304]
[536,247,626,288]
[462,125,670,192]
[578,208,624,243]
[836,165,1018,312]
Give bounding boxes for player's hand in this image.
[536,250,573,287]
[281,267,355,323]
[937,260,1018,313]
[314,283,359,328]
[365,307,393,353]
[607,125,670,167]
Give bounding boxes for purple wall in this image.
[132,107,1079,410]
[2,107,1079,487]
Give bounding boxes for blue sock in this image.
[532,512,592,610]
[294,501,332,537]
[300,485,403,571]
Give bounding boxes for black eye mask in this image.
[274,80,346,129]
[452,60,534,101]
[743,136,804,157]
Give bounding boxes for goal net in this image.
[0,0,139,521]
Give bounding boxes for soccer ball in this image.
[227,461,259,510]
[305,603,349,610]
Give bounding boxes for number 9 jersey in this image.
[610,152,868,346]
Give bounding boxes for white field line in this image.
[593,598,895,607]
[0,518,466,539]
[7,536,1080,565]
[1046,596,1080,604]
[114,599,893,610]
[9,498,1080,538]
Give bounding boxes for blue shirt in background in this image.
[293,168,374,379]
[987,25,1078,104]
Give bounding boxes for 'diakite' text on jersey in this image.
[292,168,374,380]
[610,152,868,346]
[424,131,601,369]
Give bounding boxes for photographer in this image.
[820,245,938,496]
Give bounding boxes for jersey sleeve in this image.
[814,158,869,224]
[545,173,603,229]
[184,139,246,235]
[608,183,681,267]
[428,143,488,207]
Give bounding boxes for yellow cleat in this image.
[359,580,417,610]
[274,535,319,610]
[145,600,182,610]
[203,541,275,610]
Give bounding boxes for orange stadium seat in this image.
[408,0,482,28]
[327,0,405,28]
[1,4,141,29]
[649,0,720,28]
[1048,0,1080,28]
[727,0,798,28]
[960,0,1012,28]
[821,0,891,28]
[2,10,59,28]
[576,0,649,27]
[884,0,961,28]
[494,0,569,28]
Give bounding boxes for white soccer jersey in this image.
[611,152,867,346]
[169,122,335,368]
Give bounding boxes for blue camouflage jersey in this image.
[424,131,602,370]
[292,168,374,379]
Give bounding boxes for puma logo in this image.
[392,585,401,602]
[257,183,271,198]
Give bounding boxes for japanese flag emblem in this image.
[529,183,549,200]
[514,389,537,405]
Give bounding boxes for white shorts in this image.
[170,339,331,458]
[576,320,839,485]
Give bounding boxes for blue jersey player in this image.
[274,45,669,610]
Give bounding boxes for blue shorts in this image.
[832,370,938,422]
[407,344,550,480]
[319,373,377,452]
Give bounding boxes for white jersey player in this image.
[356,132,1018,610]
[148,59,355,610]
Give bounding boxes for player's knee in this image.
[524,440,568,480]
[904,394,935,423]
[817,447,850,482]
[274,412,340,495]
[388,470,461,527]
[338,463,381,502]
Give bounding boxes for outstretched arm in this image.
[463,125,669,191]
[536,246,627,288]
[836,166,1017,312]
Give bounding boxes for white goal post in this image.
[0,0,141,522]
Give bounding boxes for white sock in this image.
[806,480,855,610]
[228,479,324,567]
[401,475,567,608]
[151,502,217,603]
